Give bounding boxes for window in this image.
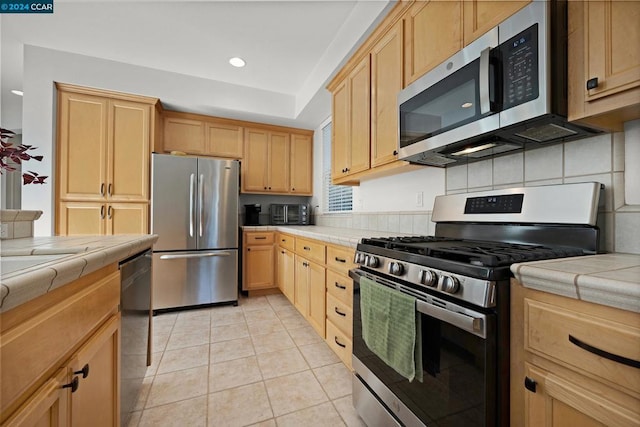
[322,122,353,212]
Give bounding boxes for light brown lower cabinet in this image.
[1,265,121,426]
[294,256,326,337]
[510,279,640,427]
[277,247,295,304]
[243,231,276,292]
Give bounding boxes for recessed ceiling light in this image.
[11,90,23,96]
[229,57,246,68]
[461,102,473,108]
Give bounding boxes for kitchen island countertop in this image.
[1,234,158,313]
[512,253,640,313]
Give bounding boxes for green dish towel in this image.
[360,276,423,382]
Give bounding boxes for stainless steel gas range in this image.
[350,182,602,427]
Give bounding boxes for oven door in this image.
[351,269,497,427]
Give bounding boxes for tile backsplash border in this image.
[316,122,640,255]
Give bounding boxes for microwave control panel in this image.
[500,24,539,110]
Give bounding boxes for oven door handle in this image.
[416,300,486,338]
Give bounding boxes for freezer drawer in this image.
[152,249,238,311]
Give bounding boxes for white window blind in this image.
[323,123,352,212]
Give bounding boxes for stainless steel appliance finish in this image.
[151,153,239,311]
[351,182,602,427]
[397,1,600,167]
[270,203,310,225]
[119,249,152,426]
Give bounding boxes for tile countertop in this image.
[0,234,158,313]
[241,225,407,248]
[511,253,640,313]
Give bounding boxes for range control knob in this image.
[418,269,438,287]
[366,256,379,268]
[388,262,405,276]
[441,275,460,294]
[354,252,366,264]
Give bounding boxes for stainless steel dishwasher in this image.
[119,249,152,425]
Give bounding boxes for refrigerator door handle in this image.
[189,173,195,237]
[199,174,204,237]
[159,252,231,260]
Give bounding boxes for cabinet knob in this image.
[586,77,599,90]
[74,364,90,379]
[62,376,79,393]
[393,150,398,156]
[268,187,271,190]
[292,188,295,191]
[524,376,537,393]
[247,248,251,251]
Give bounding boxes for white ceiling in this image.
[1,0,392,130]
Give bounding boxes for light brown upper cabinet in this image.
[568,0,640,131]
[206,122,243,158]
[163,116,205,154]
[462,0,531,46]
[290,133,313,195]
[242,128,290,193]
[331,55,371,183]
[404,0,462,86]
[58,92,153,202]
[371,20,404,168]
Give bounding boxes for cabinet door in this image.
[307,262,326,337]
[206,122,243,159]
[58,202,106,236]
[277,248,295,304]
[289,133,313,195]
[242,128,269,192]
[107,203,149,235]
[331,79,350,181]
[405,0,462,85]
[267,132,290,193]
[108,100,151,202]
[70,314,120,427]
[523,363,638,427]
[371,20,403,168]
[163,117,205,154]
[294,257,310,315]
[244,245,275,290]
[57,91,108,201]
[462,1,530,46]
[348,55,371,176]
[2,369,69,427]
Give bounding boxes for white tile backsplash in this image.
[564,134,612,176]
[315,129,639,254]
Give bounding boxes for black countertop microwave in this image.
[397,0,600,167]
[270,204,311,225]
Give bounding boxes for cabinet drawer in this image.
[326,293,352,338]
[326,320,353,369]
[326,245,356,276]
[295,238,326,264]
[326,269,353,307]
[245,232,274,245]
[525,299,640,394]
[277,233,295,251]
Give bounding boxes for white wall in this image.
[19,45,326,235]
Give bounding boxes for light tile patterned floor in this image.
[126,294,367,427]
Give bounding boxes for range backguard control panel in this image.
[464,193,524,214]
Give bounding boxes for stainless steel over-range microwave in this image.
[397,0,600,167]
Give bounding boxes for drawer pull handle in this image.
[334,336,346,348]
[335,257,346,263]
[335,282,346,290]
[74,364,90,379]
[335,307,346,317]
[303,246,311,251]
[568,335,640,369]
[254,237,267,240]
[62,377,79,393]
[524,376,537,393]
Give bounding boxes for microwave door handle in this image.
[479,47,491,115]
[284,205,288,224]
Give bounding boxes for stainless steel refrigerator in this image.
[151,153,239,311]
